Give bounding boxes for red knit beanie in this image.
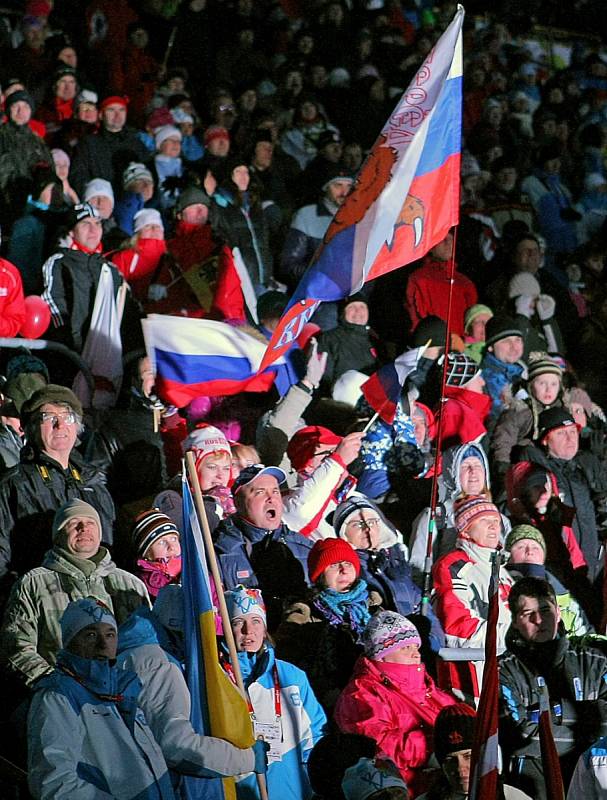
[308,538,360,584]
[287,425,341,473]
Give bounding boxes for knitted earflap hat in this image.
[362,610,421,660]
[526,351,563,383]
[445,352,481,387]
[308,538,361,584]
[453,494,500,535]
[505,524,546,554]
[131,508,180,558]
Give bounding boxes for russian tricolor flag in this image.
[361,346,427,424]
[260,5,464,372]
[143,314,293,407]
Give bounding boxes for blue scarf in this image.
[314,578,371,638]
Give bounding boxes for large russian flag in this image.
[143,314,293,407]
[259,5,464,372]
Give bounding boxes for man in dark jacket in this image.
[516,408,607,582]
[499,577,607,799]
[68,95,150,196]
[317,294,378,393]
[213,465,313,629]
[0,385,115,590]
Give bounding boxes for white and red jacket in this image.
[432,538,514,704]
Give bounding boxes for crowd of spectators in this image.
[2,0,607,798]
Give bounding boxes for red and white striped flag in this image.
[468,549,500,799]
[537,676,565,799]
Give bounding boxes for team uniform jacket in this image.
[117,610,255,780]
[27,649,175,799]
[235,646,327,800]
[432,538,513,702]
[1,545,149,686]
[568,735,607,799]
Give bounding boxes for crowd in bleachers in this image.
[3,0,607,798]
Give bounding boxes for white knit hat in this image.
[508,272,541,299]
[134,208,164,232]
[155,124,182,149]
[84,178,114,203]
[183,424,231,459]
[123,161,154,188]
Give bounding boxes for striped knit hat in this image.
[362,611,421,660]
[453,495,500,535]
[526,351,563,383]
[132,508,180,558]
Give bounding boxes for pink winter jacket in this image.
[334,656,456,797]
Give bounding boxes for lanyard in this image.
[222,657,281,719]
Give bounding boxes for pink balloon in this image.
[20,295,51,339]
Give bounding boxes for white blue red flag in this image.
[361,346,426,424]
[143,314,293,407]
[259,5,464,372]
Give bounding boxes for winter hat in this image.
[131,508,180,558]
[526,351,563,383]
[505,524,546,554]
[333,497,379,538]
[564,387,593,419]
[123,162,154,188]
[20,383,83,424]
[434,704,477,764]
[5,89,34,114]
[171,108,194,125]
[308,538,361,584]
[464,304,493,333]
[411,315,446,348]
[332,370,368,407]
[184,424,231,460]
[203,125,230,146]
[30,162,61,198]
[453,495,500,534]
[362,611,421,660]
[99,95,128,111]
[6,351,49,382]
[84,178,114,204]
[445,353,481,387]
[505,461,550,512]
[252,128,273,146]
[134,208,163,233]
[585,172,607,192]
[53,499,101,541]
[256,290,288,322]
[1,372,46,415]
[74,89,98,109]
[225,584,266,624]
[66,202,100,230]
[287,425,341,473]
[231,464,286,494]
[508,272,541,299]
[147,106,174,131]
[155,124,182,149]
[321,165,354,191]
[51,148,70,170]
[342,758,408,800]
[537,407,577,441]
[53,65,77,85]
[60,598,116,647]
[484,315,523,348]
[175,187,211,213]
[328,67,351,88]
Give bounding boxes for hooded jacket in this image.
[0,545,149,686]
[117,609,255,780]
[492,394,563,469]
[235,645,327,800]
[334,655,456,797]
[27,649,175,799]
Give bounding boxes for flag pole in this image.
[185,452,246,697]
[420,228,459,616]
[186,453,270,800]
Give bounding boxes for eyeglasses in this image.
[347,517,380,531]
[40,411,77,426]
[219,104,235,112]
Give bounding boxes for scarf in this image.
[136,556,182,597]
[313,578,371,638]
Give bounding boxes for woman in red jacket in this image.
[334,611,456,798]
